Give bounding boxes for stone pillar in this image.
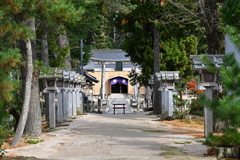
[204,88,213,137]
[79,91,84,113]
[82,92,86,113]
[98,98,102,113]
[62,89,69,121]
[68,89,73,117]
[57,92,63,123]
[72,90,77,116]
[76,89,80,115]
[48,91,56,129]
[161,89,173,117]
[145,86,152,107]
[100,62,105,100]
[89,87,94,112]
[44,93,49,122]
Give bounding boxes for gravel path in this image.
[6,112,216,160]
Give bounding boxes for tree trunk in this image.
[153,21,161,115]
[24,18,42,137]
[11,38,33,147]
[57,25,72,70]
[202,0,225,132]
[203,0,222,55]
[24,73,42,137]
[9,108,20,132]
[41,32,49,66]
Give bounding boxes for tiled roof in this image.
[84,49,134,70]
[91,49,130,60]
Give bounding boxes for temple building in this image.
[83,49,145,98]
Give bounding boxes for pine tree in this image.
[114,0,201,114]
[202,0,240,146]
[0,49,21,127]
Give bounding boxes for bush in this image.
[189,99,203,116]
[204,128,240,146]
[0,127,8,157]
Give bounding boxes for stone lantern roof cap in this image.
[39,67,67,79]
[69,71,76,81]
[74,73,80,81]
[190,55,224,71]
[63,70,71,80]
[155,71,180,80]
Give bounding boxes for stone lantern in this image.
[190,55,224,137]
[146,75,154,108]
[148,75,154,88]
[155,71,180,91]
[80,76,87,112]
[67,71,76,118]
[40,68,64,128]
[61,70,71,121]
[76,74,85,114]
[155,71,180,117]
[71,73,80,116]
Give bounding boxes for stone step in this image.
[111,98,129,104]
[109,94,128,98]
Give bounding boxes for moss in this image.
[174,141,192,144]
[159,146,187,157]
[44,124,49,129]
[142,130,165,132]
[25,138,44,144]
[46,134,56,137]
[46,128,61,132]
[180,119,191,124]
[192,119,203,125]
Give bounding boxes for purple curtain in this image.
[110,77,128,85]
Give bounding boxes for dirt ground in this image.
[2,112,216,160]
[2,117,205,150]
[1,124,49,150]
[162,117,205,138]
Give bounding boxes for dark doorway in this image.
[111,83,128,93]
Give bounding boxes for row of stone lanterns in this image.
[149,55,224,138]
[39,68,86,129]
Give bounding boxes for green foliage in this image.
[67,0,112,66]
[0,127,8,157]
[173,95,185,107]
[221,0,240,28]
[223,26,240,52]
[174,141,191,144]
[26,138,44,144]
[201,24,240,145]
[0,148,6,157]
[189,99,203,116]
[160,35,198,76]
[173,108,191,119]
[35,0,85,68]
[204,129,240,146]
[142,130,164,132]
[0,49,21,129]
[114,0,202,86]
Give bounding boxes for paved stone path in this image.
[6,112,216,160]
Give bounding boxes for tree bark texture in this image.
[41,32,49,66]
[203,0,225,132]
[153,22,161,115]
[24,18,42,137]
[11,38,33,147]
[57,26,72,70]
[203,0,222,55]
